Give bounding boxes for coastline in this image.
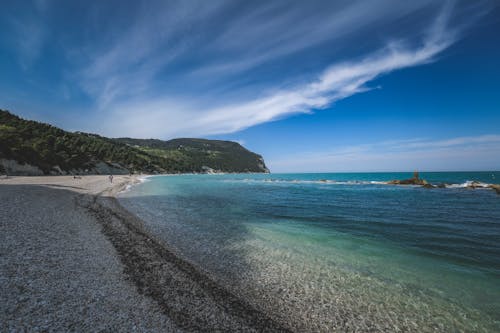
[0,175,289,332]
[116,173,500,332]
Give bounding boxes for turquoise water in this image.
[119,172,500,332]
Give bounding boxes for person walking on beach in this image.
[109,174,113,183]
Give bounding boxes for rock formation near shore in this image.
[387,171,433,187]
[489,185,500,195]
[387,172,500,195]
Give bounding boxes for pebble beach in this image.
[0,176,287,332]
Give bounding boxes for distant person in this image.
[109,174,113,183]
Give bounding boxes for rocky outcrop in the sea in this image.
[386,172,500,195]
[460,181,500,195]
[466,181,485,189]
[387,171,433,187]
[488,184,500,195]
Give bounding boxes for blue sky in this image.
[1,0,499,172]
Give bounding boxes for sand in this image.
[0,176,289,332]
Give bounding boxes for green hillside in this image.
[115,137,269,174]
[0,110,269,175]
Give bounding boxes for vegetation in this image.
[115,138,269,174]
[0,110,269,175]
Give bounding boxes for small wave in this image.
[118,175,153,195]
[229,179,391,186]
[228,178,497,190]
[445,181,491,189]
[118,184,133,194]
[138,175,153,183]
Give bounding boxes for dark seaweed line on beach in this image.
[77,191,291,332]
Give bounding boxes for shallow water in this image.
[119,172,500,332]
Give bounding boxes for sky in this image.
[1,0,499,172]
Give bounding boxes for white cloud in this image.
[78,1,228,109]
[10,19,46,69]
[91,2,457,138]
[4,0,52,70]
[190,1,435,78]
[268,135,500,172]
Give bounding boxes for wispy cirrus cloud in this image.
[78,1,228,107]
[0,0,494,140]
[6,4,48,70]
[89,1,460,138]
[269,134,500,172]
[79,0,436,105]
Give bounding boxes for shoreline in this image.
[3,174,498,331]
[0,175,290,332]
[116,173,500,332]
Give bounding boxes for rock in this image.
[387,171,429,186]
[466,181,482,189]
[489,185,500,195]
[92,162,129,175]
[399,179,413,185]
[201,166,219,174]
[50,165,66,175]
[422,183,435,189]
[0,158,44,176]
[257,157,270,173]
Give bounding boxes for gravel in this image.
[0,177,178,332]
[0,176,290,332]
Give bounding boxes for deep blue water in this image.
[119,172,500,331]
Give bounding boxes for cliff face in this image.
[0,110,270,175]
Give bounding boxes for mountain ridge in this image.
[0,109,269,175]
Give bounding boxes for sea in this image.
[118,172,500,332]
